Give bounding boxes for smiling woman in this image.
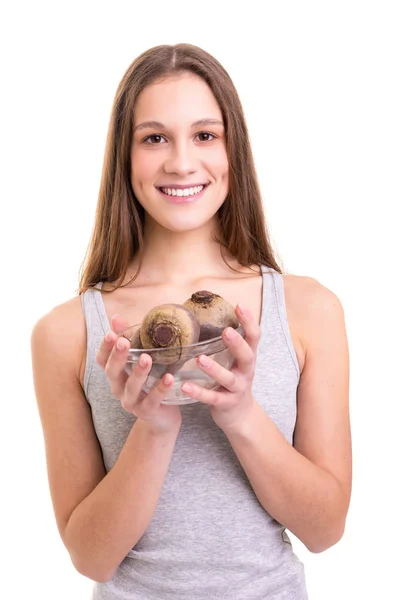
[129,72,229,231]
[74,44,276,292]
[31,43,351,600]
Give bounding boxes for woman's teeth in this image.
[160,185,205,197]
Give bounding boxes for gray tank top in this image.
[81,265,308,599]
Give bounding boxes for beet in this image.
[183,290,239,341]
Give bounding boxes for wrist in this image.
[135,417,182,439]
[219,398,262,439]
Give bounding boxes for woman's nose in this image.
[163,141,197,176]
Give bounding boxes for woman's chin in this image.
[155,214,218,234]
[163,221,209,234]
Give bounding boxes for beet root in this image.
[183,290,239,342]
[140,303,200,350]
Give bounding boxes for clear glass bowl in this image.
[122,325,244,405]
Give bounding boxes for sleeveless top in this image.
[81,265,308,599]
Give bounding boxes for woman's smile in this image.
[156,183,210,204]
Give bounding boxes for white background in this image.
[1,1,399,598]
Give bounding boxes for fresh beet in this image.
[140,303,200,350]
[183,290,239,341]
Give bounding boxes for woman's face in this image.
[130,72,229,234]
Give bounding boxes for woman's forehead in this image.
[134,74,222,126]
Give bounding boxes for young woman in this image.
[31,43,351,599]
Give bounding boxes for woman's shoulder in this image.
[284,272,345,341]
[282,273,344,316]
[31,295,87,381]
[33,295,85,333]
[279,273,345,374]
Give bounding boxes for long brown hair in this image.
[78,43,284,293]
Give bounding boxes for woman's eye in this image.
[143,135,166,144]
[196,132,216,142]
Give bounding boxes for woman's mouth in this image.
[156,184,209,204]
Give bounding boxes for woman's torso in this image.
[77,264,308,599]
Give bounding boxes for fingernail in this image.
[237,303,245,315]
[181,383,192,393]
[139,354,148,368]
[117,337,128,351]
[105,331,113,343]
[198,355,211,368]
[223,327,235,341]
[163,374,173,386]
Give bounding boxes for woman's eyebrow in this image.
[133,118,224,132]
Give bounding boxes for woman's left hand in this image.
[181,304,260,432]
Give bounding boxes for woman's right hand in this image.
[96,314,182,435]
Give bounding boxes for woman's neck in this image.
[127,220,239,286]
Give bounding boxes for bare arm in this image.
[65,420,179,581]
[223,278,352,552]
[31,299,180,582]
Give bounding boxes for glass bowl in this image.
[122,325,245,405]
